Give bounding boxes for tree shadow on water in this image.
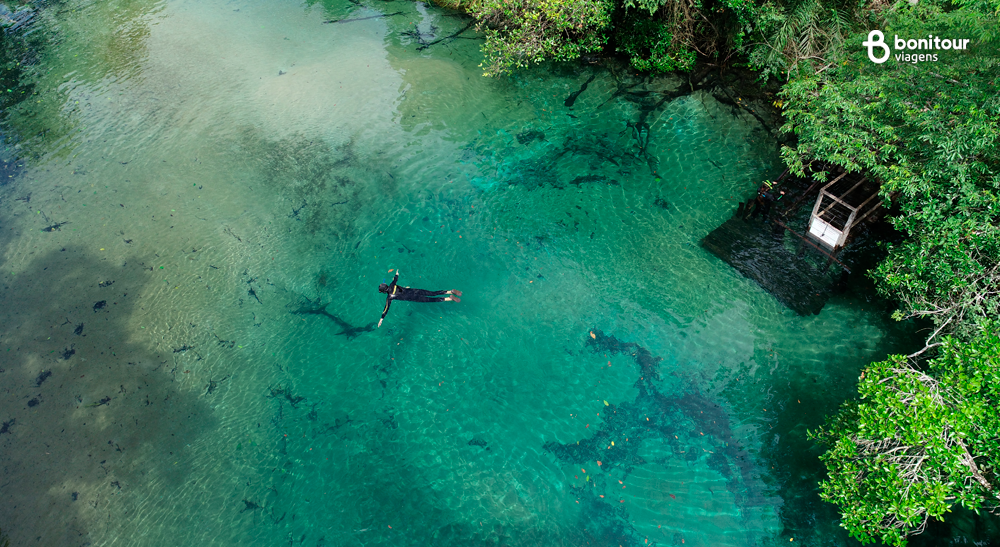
[0,246,216,546]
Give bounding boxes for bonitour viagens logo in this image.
[863,30,972,63]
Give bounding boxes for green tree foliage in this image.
[612,0,763,73]
[745,0,877,81]
[470,0,613,76]
[810,325,1000,546]
[469,0,773,76]
[614,0,701,72]
[783,2,1000,541]
[463,0,880,78]
[614,11,695,72]
[781,0,1000,346]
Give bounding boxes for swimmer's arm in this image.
[378,272,400,328]
[378,294,392,328]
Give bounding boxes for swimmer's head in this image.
[379,283,390,293]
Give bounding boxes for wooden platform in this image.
[701,213,841,316]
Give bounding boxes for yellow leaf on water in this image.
[604,400,609,406]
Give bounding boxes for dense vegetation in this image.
[781,0,999,347]
[811,326,1000,545]
[462,0,767,76]
[781,3,999,544]
[445,0,1000,543]
[438,0,895,78]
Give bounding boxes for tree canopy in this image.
[470,0,613,76]
[780,0,1000,346]
[810,325,1000,546]
[463,0,774,76]
[457,0,899,78]
[779,2,1000,542]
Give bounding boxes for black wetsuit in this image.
[751,190,778,220]
[380,273,449,322]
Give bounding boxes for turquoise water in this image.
[0,0,943,545]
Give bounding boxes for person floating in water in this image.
[378,270,461,327]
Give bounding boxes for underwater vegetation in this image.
[545,329,766,544]
[489,65,760,194]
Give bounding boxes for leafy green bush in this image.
[614,12,695,72]
[744,0,876,81]
[470,0,773,76]
[810,325,1000,546]
[785,1,1000,542]
[781,0,1000,343]
[472,0,613,76]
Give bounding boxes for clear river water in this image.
[0,0,976,546]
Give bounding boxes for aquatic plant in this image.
[545,329,764,540]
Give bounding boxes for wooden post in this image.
[838,209,858,248]
[784,172,845,216]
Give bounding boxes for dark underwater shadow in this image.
[0,245,217,545]
[291,297,377,339]
[543,329,770,547]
